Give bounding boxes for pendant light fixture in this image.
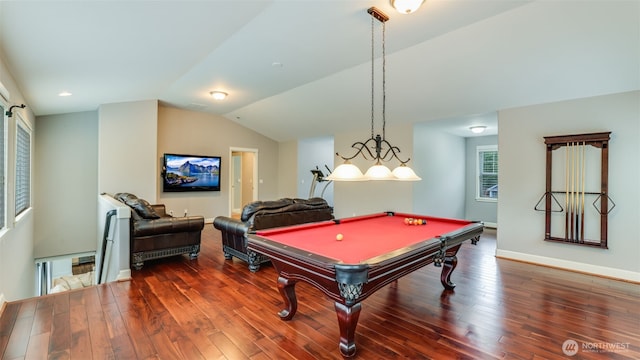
[327,7,421,182]
[391,0,425,15]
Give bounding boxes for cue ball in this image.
[336,233,343,241]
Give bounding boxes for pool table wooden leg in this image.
[277,276,298,320]
[335,301,361,358]
[440,244,461,290]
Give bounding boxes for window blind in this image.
[478,147,498,199]
[15,121,30,215]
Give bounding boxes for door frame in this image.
[229,147,259,217]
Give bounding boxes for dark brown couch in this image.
[114,193,205,270]
[213,197,334,272]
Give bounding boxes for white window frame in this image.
[476,145,498,202]
[15,114,32,217]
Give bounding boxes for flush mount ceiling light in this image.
[58,91,72,97]
[470,126,487,134]
[391,0,425,14]
[326,7,420,182]
[209,91,228,100]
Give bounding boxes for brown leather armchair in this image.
[115,193,205,270]
[213,197,334,272]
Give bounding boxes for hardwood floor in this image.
[1,226,638,359]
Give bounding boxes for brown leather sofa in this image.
[213,197,334,272]
[114,193,205,270]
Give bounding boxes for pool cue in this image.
[572,142,576,241]
[575,142,581,242]
[573,142,580,242]
[580,141,586,243]
[571,142,576,241]
[568,142,572,241]
[565,143,569,240]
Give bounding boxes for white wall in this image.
[0,57,37,302]
[278,140,297,199]
[98,100,158,201]
[331,124,414,219]
[497,91,640,281]
[0,214,34,302]
[413,124,466,218]
[34,111,98,258]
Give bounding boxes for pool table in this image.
[247,211,483,357]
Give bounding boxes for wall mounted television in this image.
[163,153,221,192]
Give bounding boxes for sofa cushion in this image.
[114,193,161,219]
[241,197,332,222]
[294,197,327,207]
[251,207,334,230]
[115,192,137,203]
[127,198,161,219]
[133,216,204,237]
[116,193,160,220]
[241,198,294,221]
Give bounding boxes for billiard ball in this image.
[336,233,343,241]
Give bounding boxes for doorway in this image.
[230,148,258,218]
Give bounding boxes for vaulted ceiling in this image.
[1,1,638,141]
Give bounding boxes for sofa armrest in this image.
[213,216,250,237]
[133,215,204,237]
[151,204,167,217]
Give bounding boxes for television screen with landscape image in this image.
[163,153,221,192]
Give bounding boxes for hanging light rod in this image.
[326,7,420,182]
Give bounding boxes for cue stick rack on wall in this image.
[534,131,614,248]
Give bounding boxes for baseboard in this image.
[116,269,131,282]
[483,222,497,229]
[205,217,215,224]
[496,249,640,283]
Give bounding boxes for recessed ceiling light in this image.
[209,91,228,100]
[58,91,72,97]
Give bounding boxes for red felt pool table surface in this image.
[254,212,474,264]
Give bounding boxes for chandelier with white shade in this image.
[326,7,421,182]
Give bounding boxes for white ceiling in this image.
[0,1,638,142]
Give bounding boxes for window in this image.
[477,145,498,200]
[0,104,4,228]
[15,117,31,216]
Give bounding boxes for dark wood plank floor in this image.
[1,226,639,359]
